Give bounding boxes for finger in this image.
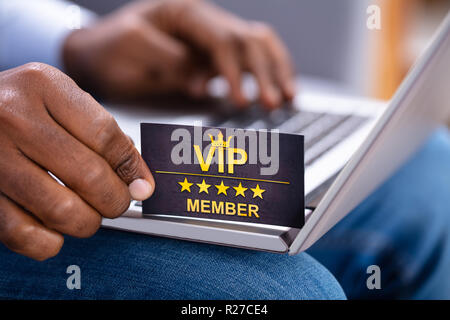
[0,192,64,261]
[11,113,133,218]
[184,70,214,98]
[257,25,296,100]
[244,40,281,109]
[138,25,194,94]
[139,23,189,70]
[212,45,247,107]
[0,150,102,236]
[40,73,154,201]
[130,21,201,96]
[141,0,247,106]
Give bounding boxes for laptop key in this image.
[219,105,268,128]
[277,111,323,133]
[304,116,368,166]
[267,106,300,126]
[300,113,350,148]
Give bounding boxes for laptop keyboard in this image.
[134,107,369,210]
[212,106,369,168]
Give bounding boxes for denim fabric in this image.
[1,128,450,299]
[0,229,345,299]
[308,127,450,299]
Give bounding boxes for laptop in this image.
[101,11,450,255]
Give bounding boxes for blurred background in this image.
[71,0,450,101]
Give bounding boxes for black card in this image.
[141,123,304,228]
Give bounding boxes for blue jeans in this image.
[0,129,450,299]
[308,127,450,299]
[0,230,344,299]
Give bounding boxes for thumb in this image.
[93,120,155,201]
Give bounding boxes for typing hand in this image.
[0,63,155,260]
[63,0,295,109]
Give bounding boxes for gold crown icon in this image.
[209,132,233,148]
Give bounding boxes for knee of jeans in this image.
[59,230,346,299]
[146,244,347,300]
[274,253,346,300]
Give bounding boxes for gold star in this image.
[178,178,193,192]
[233,182,247,197]
[196,179,211,194]
[215,181,229,196]
[251,184,266,199]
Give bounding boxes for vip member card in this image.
[141,123,304,228]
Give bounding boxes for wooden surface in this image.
[371,0,411,100]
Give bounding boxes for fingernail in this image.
[129,179,153,201]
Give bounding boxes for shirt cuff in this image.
[0,0,97,71]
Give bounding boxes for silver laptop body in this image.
[102,12,450,255]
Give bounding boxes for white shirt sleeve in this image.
[0,0,97,71]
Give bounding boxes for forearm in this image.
[0,0,96,71]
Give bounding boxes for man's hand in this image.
[0,63,155,260]
[63,0,295,109]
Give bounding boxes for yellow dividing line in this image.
[155,170,290,185]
